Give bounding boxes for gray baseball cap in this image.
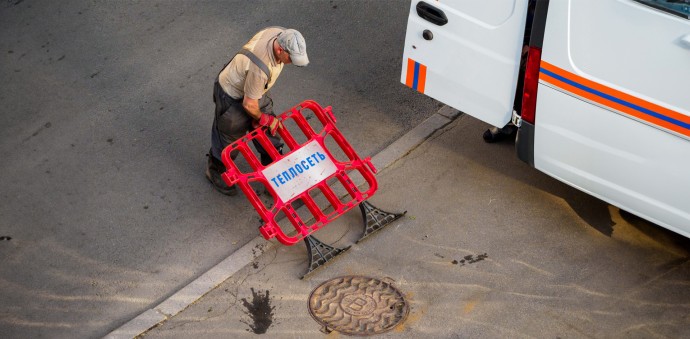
[277,29,309,67]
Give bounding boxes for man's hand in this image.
[258,113,282,135]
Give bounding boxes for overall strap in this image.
[237,48,271,89]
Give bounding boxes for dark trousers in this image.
[210,81,283,170]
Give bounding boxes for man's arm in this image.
[242,96,263,120]
[242,69,281,135]
[243,95,282,135]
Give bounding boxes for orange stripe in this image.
[541,61,690,126]
[417,63,427,94]
[540,71,690,137]
[406,58,415,88]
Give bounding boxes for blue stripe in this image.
[540,67,690,130]
[413,62,420,90]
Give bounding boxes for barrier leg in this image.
[301,235,350,279]
[356,200,406,243]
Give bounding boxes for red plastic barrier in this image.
[220,100,378,245]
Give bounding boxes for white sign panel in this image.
[261,140,337,202]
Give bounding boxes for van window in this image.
[634,0,690,19]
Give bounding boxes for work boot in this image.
[482,124,517,143]
[205,154,237,196]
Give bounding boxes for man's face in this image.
[277,45,292,65]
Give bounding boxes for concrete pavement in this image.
[125,112,689,338]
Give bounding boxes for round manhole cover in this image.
[308,276,408,336]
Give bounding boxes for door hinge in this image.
[511,109,522,128]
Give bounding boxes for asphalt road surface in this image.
[0,1,440,338]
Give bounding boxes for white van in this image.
[402,0,690,237]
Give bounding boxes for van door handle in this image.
[680,34,690,49]
[416,1,448,26]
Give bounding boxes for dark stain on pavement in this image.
[452,253,488,266]
[23,122,51,142]
[241,288,275,334]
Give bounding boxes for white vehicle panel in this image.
[535,0,690,235]
[401,0,529,127]
[568,0,690,115]
[534,84,690,237]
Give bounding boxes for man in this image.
[207,27,309,195]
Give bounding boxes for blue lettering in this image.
[268,151,335,188]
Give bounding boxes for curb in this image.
[104,105,462,339]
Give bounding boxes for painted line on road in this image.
[104,105,462,339]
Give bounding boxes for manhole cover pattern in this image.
[308,275,408,336]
